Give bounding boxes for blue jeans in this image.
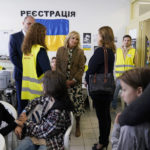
[15,137,47,150]
[112,79,121,109]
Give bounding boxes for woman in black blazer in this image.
[85,26,116,150]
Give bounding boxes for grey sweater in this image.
[111,123,150,150]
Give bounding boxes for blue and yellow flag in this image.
[36,19,69,51]
[82,45,91,51]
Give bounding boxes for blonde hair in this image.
[98,26,116,53]
[64,31,81,49]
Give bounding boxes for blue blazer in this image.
[9,31,24,80]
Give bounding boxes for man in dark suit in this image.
[9,16,35,115]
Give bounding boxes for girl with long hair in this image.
[15,71,74,150]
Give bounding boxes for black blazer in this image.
[0,103,17,136]
[9,31,24,80]
[85,47,115,84]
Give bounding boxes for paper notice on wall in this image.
[129,29,137,39]
[0,30,13,56]
[93,34,98,46]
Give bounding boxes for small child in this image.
[15,71,74,150]
[111,68,150,150]
[51,57,56,71]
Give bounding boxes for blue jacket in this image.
[9,31,24,80]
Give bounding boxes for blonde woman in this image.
[56,31,85,137]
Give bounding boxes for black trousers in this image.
[15,78,22,115]
[91,94,112,146]
[15,78,28,115]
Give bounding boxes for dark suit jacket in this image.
[9,31,24,80]
[0,103,17,136]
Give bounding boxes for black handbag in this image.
[89,48,115,95]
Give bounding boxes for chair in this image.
[0,133,6,150]
[0,101,17,119]
[0,101,17,150]
[64,112,74,150]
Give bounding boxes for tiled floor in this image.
[70,102,122,150]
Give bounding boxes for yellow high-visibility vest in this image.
[21,44,44,100]
[115,48,136,78]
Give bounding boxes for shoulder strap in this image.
[103,47,108,82]
[93,47,108,83]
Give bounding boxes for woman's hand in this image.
[114,112,121,124]
[15,120,24,127]
[66,80,75,88]
[15,126,22,139]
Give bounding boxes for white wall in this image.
[0,0,130,63]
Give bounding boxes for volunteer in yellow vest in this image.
[112,35,137,110]
[21,23,51,110]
